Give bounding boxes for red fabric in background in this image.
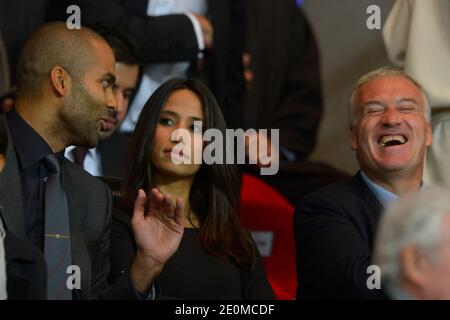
[239,174,297,300]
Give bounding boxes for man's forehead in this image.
[356,76,423,104]
[359,76,421,95]
[89,38,116,71]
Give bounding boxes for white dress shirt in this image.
[64,146,102,177]
[120,0,207,133]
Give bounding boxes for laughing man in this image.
[294,67,432,300]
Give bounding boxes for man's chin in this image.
[84,134,100,148]
[98,128,116,141]
[376,161,413,174]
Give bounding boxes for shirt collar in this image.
[360,171,399,208]
[6,109,53,169]
[65,145,97,156]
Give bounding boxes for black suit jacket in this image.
[98,131,128,178]
[46,0,246,130]
[4,228,47,300]
[1,208,47,300]
[294,171,386,300]
[0,115,138,299]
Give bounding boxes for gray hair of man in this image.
[373,188,450,289]
[348,67,432,129]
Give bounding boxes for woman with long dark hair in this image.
[110,78,274,299]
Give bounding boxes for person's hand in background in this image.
[242,53,254,90]
[0,97,14,113]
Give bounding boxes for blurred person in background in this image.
[374,189,450,300]
[243,0,349,203]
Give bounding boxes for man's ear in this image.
[400,246,429,288]
[49,66,71,97]
[350,127,358,151]
[426,121,433,147]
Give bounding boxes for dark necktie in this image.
[72,147,88,167]
[43,154,73,300]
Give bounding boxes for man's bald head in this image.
[16,22,110,99]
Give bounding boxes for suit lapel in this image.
[351,171,384,247]
[351,171,383,216]
[0,117,26,238]
[61,161,91,300]
[350,171,383,218]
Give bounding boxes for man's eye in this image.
[366,107,384,114]
[159,118,175,126]
[123,91,133,99]
[102,80,110,88]
[398,105,415,112]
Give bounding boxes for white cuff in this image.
[184,12,205,59]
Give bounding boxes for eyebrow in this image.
[160,110,204,121]
[397,98,419,105]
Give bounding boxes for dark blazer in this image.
[245,0,322,159]
[294,171,386,300]
[1,208,47,300]
[46,0,246,130]
[97,131,128,179]
[4,227,47,300]
[0,115,138,299]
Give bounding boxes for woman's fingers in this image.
[174,197,185,226]
[132,189,147,220]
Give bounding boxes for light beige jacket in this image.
[383,0,450,109]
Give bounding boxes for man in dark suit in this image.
[46,0,246,130]
[0,22,185,299]
[243,0,349,203]
[294,67,433,299]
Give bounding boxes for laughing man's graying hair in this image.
[348,67,431,128]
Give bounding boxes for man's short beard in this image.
[59,82,102,148]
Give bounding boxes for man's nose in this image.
[106,89,118,118]
[381,107,401,126]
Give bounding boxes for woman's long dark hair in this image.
[121,78,256,267]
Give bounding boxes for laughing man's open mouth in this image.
[378,135,408,147]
